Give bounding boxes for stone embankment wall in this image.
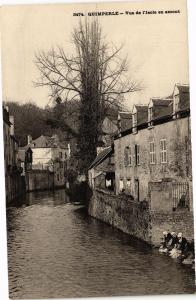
[6,173,26,203]
[88,189,194,246]
[88,189,151,243]
[151,211,194,246]
[26,170,54,192]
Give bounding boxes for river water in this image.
[7,190,195,299]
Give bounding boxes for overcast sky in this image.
[1,0,189,109]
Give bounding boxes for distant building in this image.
[25,134,70,188]
[99,116,118,146]
[3,106,25,203]
[18,147,33,175]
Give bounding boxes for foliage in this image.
[6,101,65,146]
[34,19,141,173]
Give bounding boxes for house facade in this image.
[3,106,25,203]
[114,84,192,211]
[88,83,194,245]
[88,146,115,192]
[26,134,70,188]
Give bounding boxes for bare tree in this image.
[34,18,141,173]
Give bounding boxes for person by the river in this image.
[158,230,195,269]
[176,233,188,253]
[159,231,172,253]
[181,239,195,266]
[167,232,178,251]
[169,233,188,259]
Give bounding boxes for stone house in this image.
[88,84,194,245]
[114,83,192,212]
[25,134,70,188]
[18,147,33,176]
[3,106,25,203]
[88,146,115,193]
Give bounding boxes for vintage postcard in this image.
[1,0,195,298]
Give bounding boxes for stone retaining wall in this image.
[151,211,194,246]
[88,189,195,246]
[88,189,151,243]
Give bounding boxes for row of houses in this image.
[19,134,70,191]
[3,106,25,203]
[3,105,71,203]
[88,83,192,212]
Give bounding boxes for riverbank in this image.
[88,188,194,247]
[7,190,195,298]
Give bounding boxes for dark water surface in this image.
[7,190,195,299]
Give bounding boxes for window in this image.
[174,95,179,112]
[124,146,131,167]
[119,179,124,192]
[135,144,140,165]
[128,147,131,165]
[160,139,167,163]
[132,113,137,127]
[148,107,153,122]
[124,147,129,167]
[150,142,155,164]
[126,178,131,188]
[109,155,114,165]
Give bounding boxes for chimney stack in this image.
[9,116,14,136]
[27,135,32,144]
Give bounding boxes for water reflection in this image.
[7,190,195,299]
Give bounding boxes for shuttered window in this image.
[150,142,155,164]
[160,139,167,163]
[124,146,132,167]
[135,144,140,165]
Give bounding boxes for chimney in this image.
[52,134,59,144]
[9,116,14,136]
[27,135,32,144]
[96,146,107,155]
[67,143,71,157]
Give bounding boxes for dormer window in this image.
[148,99,154,127]
[132,113,137,127]
[132,105,138,134]
[148,107,153,122]
[173,94,180,118]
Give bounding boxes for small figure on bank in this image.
[159,231,172,253]
[167,232,178,251]
[169,232,186,259]
[176,232,188,253]
[182,239,195,266]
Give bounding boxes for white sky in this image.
[1,0,189,109]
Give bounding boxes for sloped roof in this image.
[88,146,113,170]
[151,98,173,106]
[151,98,173,120]
[135,105,148,125]
[174,84,190,112]
[18,149,26,162]
[25,135,68,149]
[3,107,12,126]
[119,111,132,132]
